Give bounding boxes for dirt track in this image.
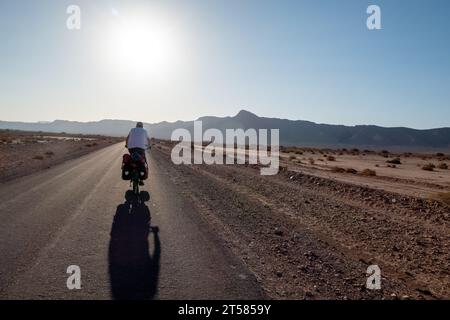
[153,142,450,299]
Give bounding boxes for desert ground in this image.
[0,130,123,182]
[278,146,450,202]
[0,135,448,299]
[153,139,450,299]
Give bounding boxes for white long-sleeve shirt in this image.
[127,127,150,149]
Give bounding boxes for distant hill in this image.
[1,110,449,151]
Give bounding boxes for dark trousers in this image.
[128,148,147,162]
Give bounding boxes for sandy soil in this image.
[152,140,450,299]
[280,148,450,200]
[0,130,123,182]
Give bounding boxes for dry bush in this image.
[289,155,296,161]
[437,162,448,170]
[380,150,389,158]
[331,166,345,173]
[45,151,55,157]
[360,169,376,176]
[422,163,435,171]
[403,152,412,158]
[386,158,402,165]
[346,168,358,174]
[308,158,315,165]
[327,155,336,161]
[33,155,44,160]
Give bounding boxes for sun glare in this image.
[106,16,179,78]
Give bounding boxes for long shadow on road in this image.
[109,191,160,300]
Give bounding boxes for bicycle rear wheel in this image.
[132,172,139,195]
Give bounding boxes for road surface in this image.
[0,143,265,299]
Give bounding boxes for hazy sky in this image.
[0,0,449,128]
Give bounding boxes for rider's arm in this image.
[125,134,129,148]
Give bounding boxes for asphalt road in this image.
[0,144,264,299]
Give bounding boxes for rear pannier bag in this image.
[121,154,132,180]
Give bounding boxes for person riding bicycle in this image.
[125,122,150,185]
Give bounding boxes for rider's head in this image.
[136,122,143,128]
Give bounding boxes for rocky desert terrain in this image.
[0,130,123,182]
[152,139,450,299]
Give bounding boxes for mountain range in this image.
[1,110,449,151]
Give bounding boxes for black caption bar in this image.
[1,300,446,319]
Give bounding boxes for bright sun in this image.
[107,17,178,78]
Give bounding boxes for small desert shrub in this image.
[375,164,380,167]
[380,150,389,158]
[360,169,376,176]
[308,158,315,165]
[327,155,336,161]
[346,168,358,174]
[386,158,401,165]
[438,162,448,170]
[295,150,303,155]
[387,164,397,168]
[436,152,445,157]
[45,151,54,157]
[331,166,346,173]
[33,155,44,160]
[289,155,296,161]
[422,163,435,171]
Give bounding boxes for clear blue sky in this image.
[0,0,449,128]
